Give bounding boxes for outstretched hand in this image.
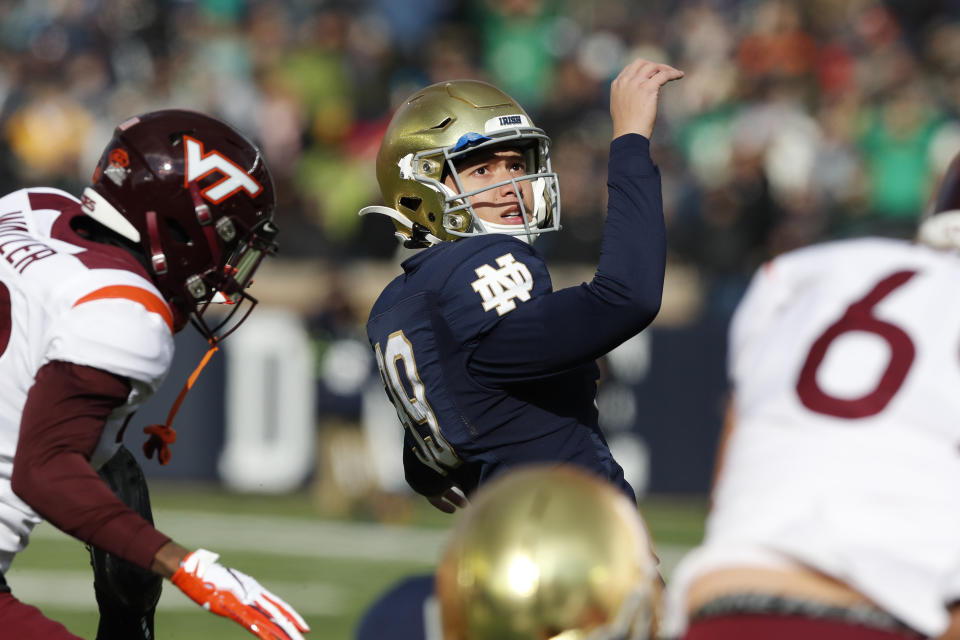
[172,549,310,640]
[610,58,684,140]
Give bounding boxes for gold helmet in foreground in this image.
[360,80,561,247]
[436,465,660,640]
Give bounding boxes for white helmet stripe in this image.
[80,187,141,242]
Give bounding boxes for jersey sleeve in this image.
[438,237,554,343]
[12,361,170,570]
[468,134,666,381]
[45,276,175,392]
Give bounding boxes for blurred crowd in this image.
[3,0,960,311]
[3,0,960,284]
[7,0,960,502]
[4,1,960,481]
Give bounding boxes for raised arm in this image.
[470,59,683,380]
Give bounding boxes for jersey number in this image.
[0,281,10,358]
[374,331,459,474]
[795,270,916,419]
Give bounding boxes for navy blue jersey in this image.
[367,134,665,504]
[354,573,438,640]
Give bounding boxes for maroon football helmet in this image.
[82,109,278,341]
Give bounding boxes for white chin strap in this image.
[475,219,540,244]
[532,177,547,224]
[358,205,443,246]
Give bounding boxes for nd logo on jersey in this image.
[471,253,533,315]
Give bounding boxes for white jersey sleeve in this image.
[46,270,174,390]
[0,187,177,566]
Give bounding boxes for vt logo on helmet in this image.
[361,80,561,248]
[81,109,278,342]
[183,135,263,202]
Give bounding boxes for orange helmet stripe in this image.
[73,285,174,333]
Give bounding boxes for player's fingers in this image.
[227,602,281,640]
[428,494,457,513]
[648,64,684,83]
[444,486,470,509]
[253,598,295,637]
[613,60,650,87]
[636,61,663,80]
[261,592,310,632]
[620,57,656,79]
[248,604,302,640]
[259,612,305,640]
[614,61,683,95]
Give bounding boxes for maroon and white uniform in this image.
[665,237,960,637]
[0,187,173,576]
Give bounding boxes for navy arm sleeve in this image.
[469,134,665,380]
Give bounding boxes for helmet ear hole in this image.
[165,218,194,246]
[399,196,422,212]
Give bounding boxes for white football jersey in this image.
[665,237,960,637]
[0,187,174,573]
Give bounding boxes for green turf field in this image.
[6,484,706,639]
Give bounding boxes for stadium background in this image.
[2,0,958,636]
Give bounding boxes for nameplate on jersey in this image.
[470,253,533,315]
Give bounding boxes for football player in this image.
[661,153,960,638]
[361,58,683,511]
[435,464,661,639]
[0,110,309,640]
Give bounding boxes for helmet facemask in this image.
[409,130,561,245]
[186,215,278,342]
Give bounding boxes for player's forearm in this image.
[591,133,666,327]
[13,361,170,570]
[12,446,170,569]
[152,540,189,578]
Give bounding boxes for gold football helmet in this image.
[435,465,660,640]
[360,80,561,247]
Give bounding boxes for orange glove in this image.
[172,549,309,640]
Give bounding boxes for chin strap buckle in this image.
[403,222,433,249]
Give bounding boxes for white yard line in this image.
[32,509,450,564]
[3,569,344,614]
[31,509,692,572]
[15,509,691,612]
